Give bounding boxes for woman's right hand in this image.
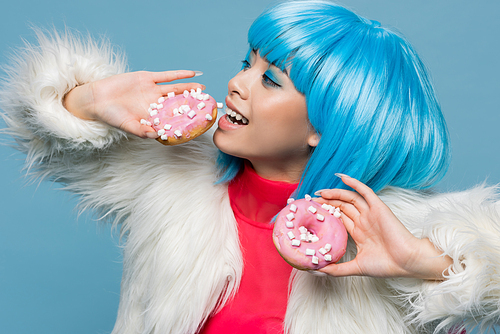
[63,70,205,138]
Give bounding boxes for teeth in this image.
[225,107,249,124]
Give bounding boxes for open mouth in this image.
[225,107,249,125]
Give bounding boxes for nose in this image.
[228,69,251,100]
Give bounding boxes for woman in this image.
[1,1,499,333]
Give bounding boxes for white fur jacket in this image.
[1,30,500,334]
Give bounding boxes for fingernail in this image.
[194,71,203,77]
[146,132,158,139]
[313,189,329,196]
[335,173,349,179]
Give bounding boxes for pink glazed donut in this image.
[142,89,219,145]
[272,197,348,270]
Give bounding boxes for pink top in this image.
[198,163,297,334]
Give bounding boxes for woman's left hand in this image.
[314,174,452,280]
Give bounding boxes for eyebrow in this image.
[252,49,289,76]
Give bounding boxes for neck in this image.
[248,159,305,183]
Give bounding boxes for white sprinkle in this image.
[334,211,341,218]
[183,90,189,98]
[300,234,307,241]
[190,90,196,98]
[197,102,206,110]
[167,92,175,99]
[161,134,168,140]
[312,256,319,265]
[158,97,165,103]
[319,248,327,255]
[335,207,340,212]
[324,244,332,252]
[305,249,315,256]
[287,198,295,204]
[290,204,297,213]
[187,110,197,119]
[324,254,332,262]
[156,103,163,109]
[164,124,172,130]
[196,93,204,101]
[329,207,336,215]
[146,121,152,126]
[291,239,301,247]
[140,119,148,125]
[196,88,202,94]
[305,194,312,201]
[286,213,295,221]
[174,130,182,138]
[287,231,295,240]
[182,105,191,112]
[150,109,158,116]
[285,221,294,228]
[311,236,320,243]
[157,129,166,136]
[205,114,213,121]
[316,214,325,222]
[299,226,308,234]
[150,103,157,109]
[203,94,210,101]
[322,204,332,211]
[153,118,160,125]
[307,206,317,214]
[217,102,223,109]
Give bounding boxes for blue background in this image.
[0,0,499,333]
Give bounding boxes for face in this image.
[213,51,319,182]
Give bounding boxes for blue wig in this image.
[217,0,450,196]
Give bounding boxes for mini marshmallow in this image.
[150,103,157,109]
[334,211,341,218]
[291,239,301,247]
[196,88,202,94]
[174,130,182,138]
[322,204,333,211]
[324,254,332,262]
[286,213,295,221]
[203,94,210,101]
[324,244,332,252]
[205,114,213,121]
[299,226,308,234]
[300,234,307,241]
[305,194,312,201]
[217,102,223,109]
[164,124,172,130]
[316,214,325,222]
[305,249,315,256]
[140,119,148,125]
[182,105,191,112]
[196,94,204,101]
[312,256,319,265]
[285,221,294,228]
[311,236,320,243]
[319,248,327,255]
[290,204,297,213]
[187,110,197,119]
[167,92,175,99]
[287,198,295,204]
[307,206,317,214]
[161,134,168,140]
[153,118,160,125]
[287,231,295,240]
[197,102,206,110]
[158,97,165,103]
[157,129,166,136]
[150,109,158,116]
[156,104,164,110]
[183,90,190,98]
[329,207,336,215]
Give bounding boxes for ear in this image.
[307,132,320,148]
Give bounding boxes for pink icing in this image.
[272,199,348,270]
[148,91,217,141]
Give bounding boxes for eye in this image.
[241,60,251,71]
[262,73,281,88]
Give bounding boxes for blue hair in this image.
[217,0,450,196]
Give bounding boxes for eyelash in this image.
[240,60,281,88]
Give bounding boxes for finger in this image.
[319,188,369,212]
[121,119,158,139]
[318,260,361,277]
[158,82,206,96]
[336,175,379,208]
[151,70,199,83]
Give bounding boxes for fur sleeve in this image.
[380,186,500,333]
[0,28,127,156]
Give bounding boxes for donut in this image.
[141,89,221,145]
[272,196,348,270]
